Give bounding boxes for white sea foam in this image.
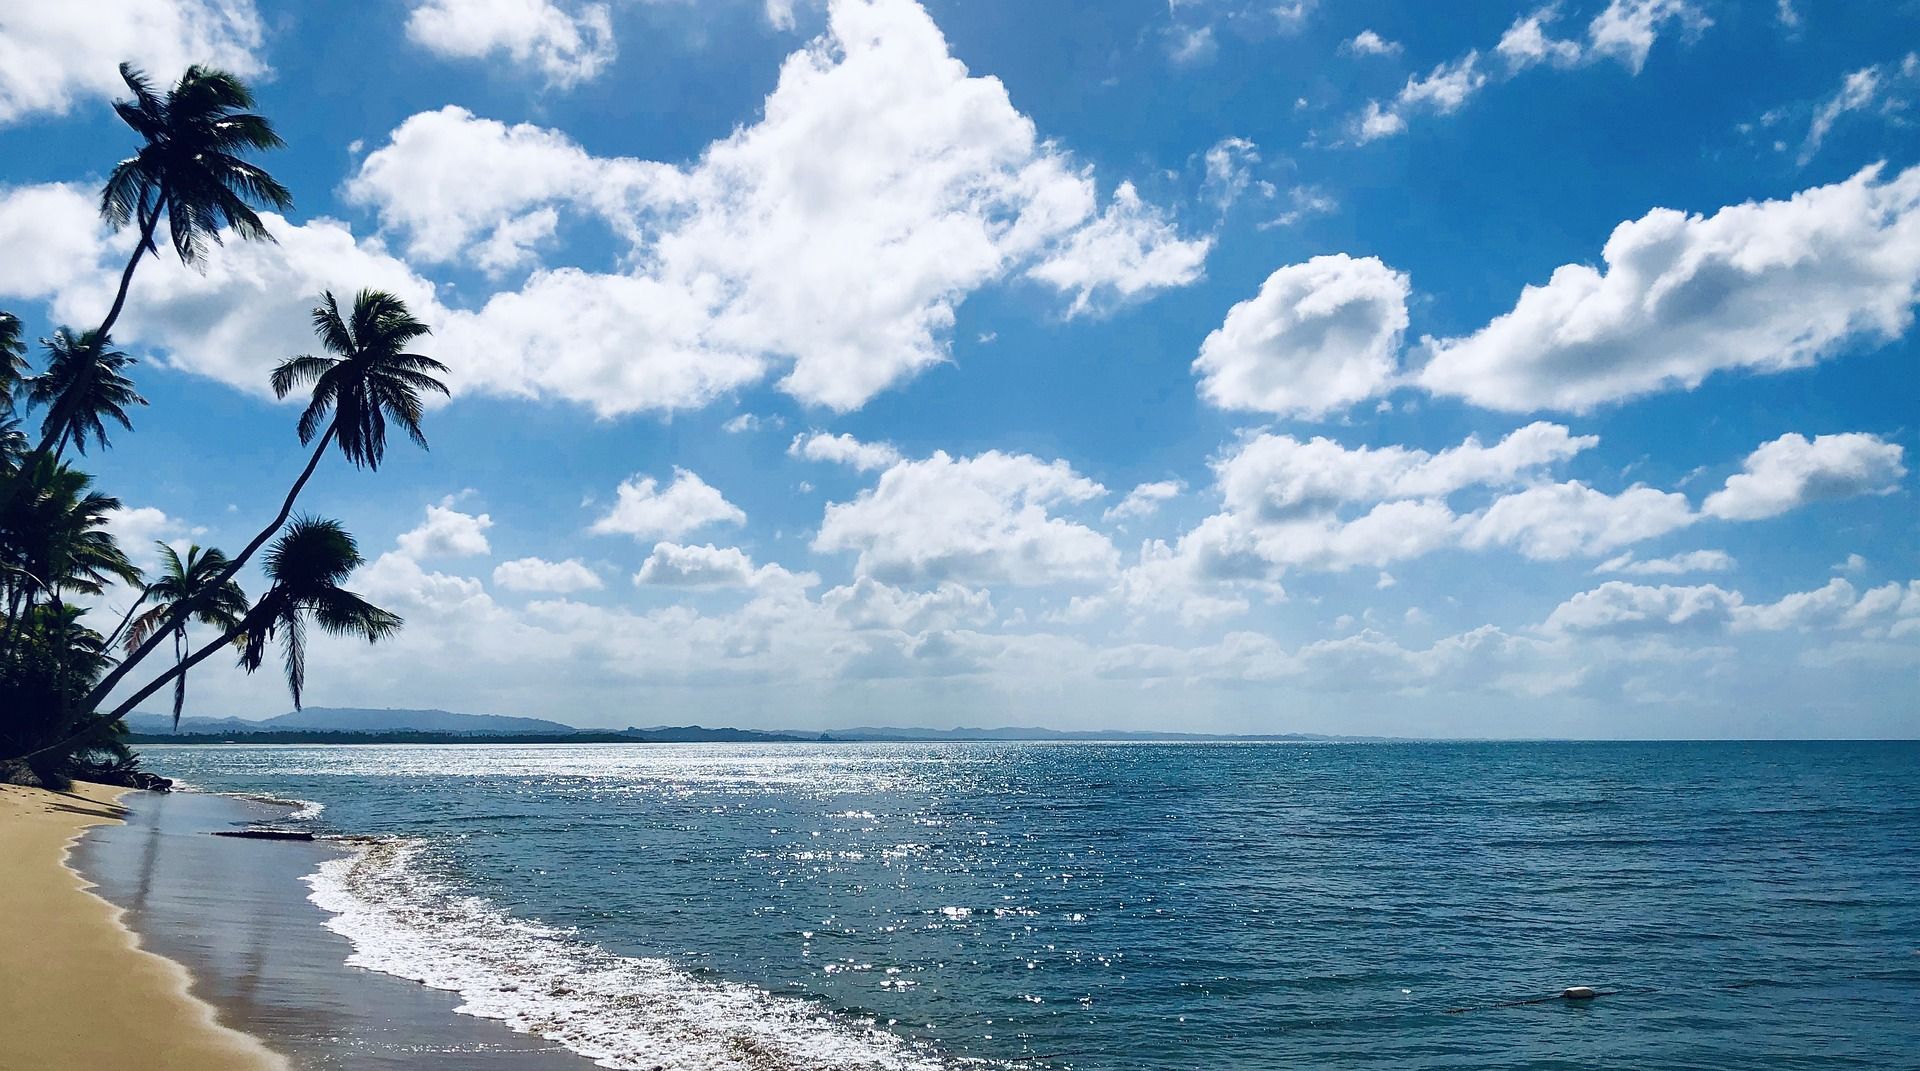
[223,790,325,820]
[305,839,999,1071]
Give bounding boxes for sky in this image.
[0,0,1915,738]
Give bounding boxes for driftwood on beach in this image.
[210,828,315,842]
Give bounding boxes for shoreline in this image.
[69,784,603,1069]
[0,782,286,1071]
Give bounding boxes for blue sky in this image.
[1,0,1915,736]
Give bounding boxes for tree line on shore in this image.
[1,63,446,788]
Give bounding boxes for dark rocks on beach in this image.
[86,768,174,792]
[211,828,316,841]
[0,758,43,787]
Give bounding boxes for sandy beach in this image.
[0,782,285,1071]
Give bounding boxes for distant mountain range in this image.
[124,706,1383,744]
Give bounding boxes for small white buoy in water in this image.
[1561,986,1599,1000]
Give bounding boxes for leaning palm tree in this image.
[23,329,147,460]
[81,289,445,712]
[89,518,399,728]
[123,544,248,729]
[96,63,291,343]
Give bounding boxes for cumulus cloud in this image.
[1702,432,1906,521]
[1461,482,1695,560]
[1193,254,1410,417]
[348,0,1208,415]
[1352,53,1487,143]
[1419,165,1920,412]
[590,469,746,540]
[492,556,603,593]
[1215,422,1596,517]
[634,542,815,590]
[397,499,495,558]
[0,184,444,398]
[0,0,266,125]
[788,431,902,472]
[405,0,615,88]
[820,577,994,632]
[104,506,205,572]
[1594,549,1735,575]
[1544,580,1741,635]
[814,450,1118,585]
[1104,480,1183,523]
[1343,30,1400,57]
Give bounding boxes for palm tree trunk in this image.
[96,189,165,345]
[171,629,185,728]
[0,191,165,512]
[74,423,337,720]
[19,608,260,762]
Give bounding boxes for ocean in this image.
[132,740,1920,1069]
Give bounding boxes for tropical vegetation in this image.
[1,64,441,789]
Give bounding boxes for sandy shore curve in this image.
[0,782,284,1071]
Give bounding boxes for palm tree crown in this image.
[239,517,401,709]
[25,329,147,458]
[1,462,142,600]
[272,290,448,470]
[126,544,248,728]
[101,63,292,268]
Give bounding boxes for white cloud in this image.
[0,184,445,399]
[1343,30,1401,57]
[590,469,746,540]
[814,450,1117,585]
[1702,432,1906,520]
[104,506,205,572]
[397,499,495,558]
[349,0,1208,415]
[1801,67,1882,164]
[821,577,994,632]
[1733,577,1857,632]
[1193,254,1410,418]
[722,413,783,435]
[1201,136,1260,211]
[1496,9,1584,69]
[1834,553,1868,574]
[1420,165,1920,412]
[1587,0,1709,74]
[1027,182,1211,317]
[1357,0,1705,140]
[788,431,902,472]
[634,542,814,590]
[492,557,603,593]
[405,0,615,88]
[343,106,667,266]
[1594,549,1735,575]
[1216,422,1596,517]
[1544,581,1741,635]
[1353,53,1488,143]
[1462,482,1695,559]
[0,0,266,125]
[1104,480,1183,523]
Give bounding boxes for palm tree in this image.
[96,518,399,726]
[237,518,400,709]
[96,63,291,344]
[23,329,147,460]
[272,289,449,470]
[81,290,444,712]
[0,312,25,401]
[124,544,247,729]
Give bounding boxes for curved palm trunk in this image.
[96,189,165,345]
[73,423,337,722]
[21,607,260,762]
[170,629,186,728]
[0,196,162,510]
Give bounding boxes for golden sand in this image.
[0,782,284,1071]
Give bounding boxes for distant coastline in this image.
[124,707,1391,745]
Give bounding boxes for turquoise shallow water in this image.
[148,740,1920,1069]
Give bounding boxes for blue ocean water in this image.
[149,741,1920,1069]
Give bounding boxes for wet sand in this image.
[70,788,601,1069]
[0,782,285,1071]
